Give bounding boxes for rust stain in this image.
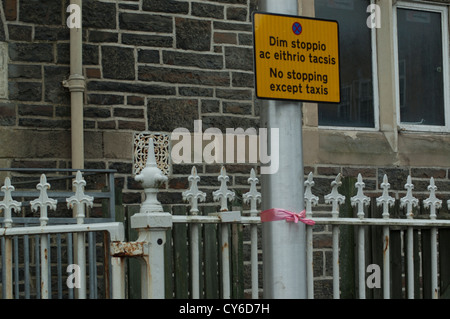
[383,236,389,255]
[111,241,144,257]
[221,242,228,253]
[44,248,48,260]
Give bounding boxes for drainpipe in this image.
[64,0,85,170]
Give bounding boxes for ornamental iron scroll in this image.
[133,132,170,176]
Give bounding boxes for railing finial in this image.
[66,171,94,224]
[376,174,395,219]
[424,177,442,220]
[31,174,57,226]
[400,175,419,219]
[183,166,206,215]
[0,177,22,228]
[213,166,235,212]
[304,172,319,218]
[243,168,261,216]
[324,173,345,219]
[351,174,370,219]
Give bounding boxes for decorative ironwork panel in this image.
[133,132,170,176]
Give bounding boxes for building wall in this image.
[0,0,449,299]
[0,0,260,206]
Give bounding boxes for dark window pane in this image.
[397,8,444,126]
[315,0,374,127]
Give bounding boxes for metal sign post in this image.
[256,0,340,299]
[258,0,305,299]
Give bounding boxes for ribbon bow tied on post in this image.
[261,208,315,226]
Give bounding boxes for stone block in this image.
[138,66,230,87]
[20,117,70,129]
[226,6,248,21]
[176,18,211,51]
[142,0,189,14]
[87,94,124,105]
[213,32,237,44]
[231,72,254,88]
[0,102,15,126]
[138,49,160,63]
[113,107,144,119]
[83,1,116,29]
[192,2,224,19]
[8,24,32,41]
[18,104,53,117]
[34,26,69,41]
[19,0,62,25]
[119,13,172,32]
[122,34,172,47]
[9,81,42,101]
[87,80,175,96]
[9,64,41,79]
[44,66,70,104]
[103,131,133,160]
[225,46,253,71]
[3,0,17,21]
[102,46,135,80]
[84,131,103,159]
[9,43,53,62]
[147,98,198,131]
[179,87,214,97]
[163,51,223,69]
[213,21,252,32]
[0,128,71,159]
[89,31,118,43]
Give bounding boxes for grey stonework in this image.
[0,0,259,205]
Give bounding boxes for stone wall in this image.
[0,0,260,207]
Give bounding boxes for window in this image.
[315,0,377,128]
[394,2,449,131]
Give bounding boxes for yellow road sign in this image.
[253,12,340,103]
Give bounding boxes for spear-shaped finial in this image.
[183,166,206,215]
[376,174,395,219]
[351,174,370,219]
[213,167,235,212]
[325,173,345,219]
[424,177,442,220]
[0,177,22,228]
[304,172,319,218]
[400,175,418,219]
[66,171,94,224]
[31,174,57,226]
[243,168,261,216]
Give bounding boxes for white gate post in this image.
[259,0,306,299]
[132,138,172,299]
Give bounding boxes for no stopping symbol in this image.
[292,22,302,35]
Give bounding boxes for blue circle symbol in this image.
[292,22,302,35]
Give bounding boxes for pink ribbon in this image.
[261,208,315,226]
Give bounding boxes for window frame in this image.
[318,0,380,131]
[393,1,450,133]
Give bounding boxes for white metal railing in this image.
[3,156,450,299]
[0,171,124,299]
[180,166,260,299]
[303,172,450,299]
